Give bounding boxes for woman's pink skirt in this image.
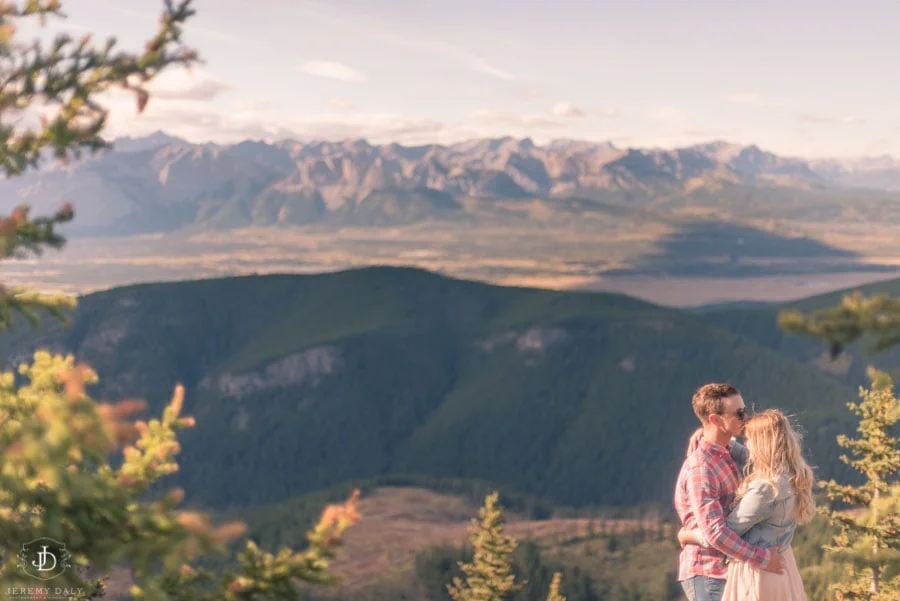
[721,545,807,601]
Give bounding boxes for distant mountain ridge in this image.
[4,132,900,235]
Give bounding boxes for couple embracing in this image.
[674,383,813,601]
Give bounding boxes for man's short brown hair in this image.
[692,383,740,423]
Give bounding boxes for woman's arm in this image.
[726,479,777,536]
[686,428,703,456]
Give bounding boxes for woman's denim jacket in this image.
[722,441,798,551]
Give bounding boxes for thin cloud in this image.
[147,69,230,102]
[798,113,865,126]
[724,92,764,106]
[471,109,563,130]
[681,129,728,139]
[325,98,358,110]
[235,99,276,113]
[297,60,368,82]
[513,86,544,100]
[595,106,619,118]
[9,70,228,140]
[84,0,241,43]
[552,102,586,118]
[294,1,516,82]
[99,90,466,145]
[648,106,689,122]
[643,107,708,146]
[723,92,782,108]
[95,91,291,143]
[469,57,515,81]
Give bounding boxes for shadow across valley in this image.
[605,220,897,277]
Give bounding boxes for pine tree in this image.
[447,492,526,601]
[605,532,618,553]
[780,292,900,600]
[545,572,566,601]
[0,2,360,600]
[813,369,900,600]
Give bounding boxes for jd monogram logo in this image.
[17,538,71,580]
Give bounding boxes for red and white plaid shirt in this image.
[674,437,771,580]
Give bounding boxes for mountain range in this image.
[7,132,900,235]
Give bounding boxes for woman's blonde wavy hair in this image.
[736,409,816,524]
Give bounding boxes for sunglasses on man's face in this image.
[719,407,749,421]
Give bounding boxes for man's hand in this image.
[762,549,785,574]
[686,428,703,457]
[677,526,702,548]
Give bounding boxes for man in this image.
[674,383,784,601]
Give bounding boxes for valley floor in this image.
[574,270,900,306]
[6,226,900,307]
[98,486,678,600]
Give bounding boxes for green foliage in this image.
[513,545,597,601]
[410,530,679,601]
[545,573,565,601]
[447,492,526,601]
[779,291,900,359]
[230,483,696,600]
[0,351,361,600]
[0,0,197,177]
[780,288,900,599]
[813,371,900,600]
[0,2,361,599]
[414,541,601,601]
[791,512,852,600]
[0,0,197,330]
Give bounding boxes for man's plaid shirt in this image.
[673,438,772,580]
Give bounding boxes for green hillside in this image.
[0,266,859,510]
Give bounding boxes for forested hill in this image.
[700,276,900,388]
[0,266,861,510]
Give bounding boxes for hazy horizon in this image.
[17,0,899,160]
[112,129,900,162]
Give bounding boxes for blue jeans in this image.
[681,576,725,601]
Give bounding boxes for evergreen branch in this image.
[832,571,900,601]
[0,203,73,260]
[0,4,361,601]
[0,283,76,330]
[0,1,199,177]
[0,203,76,330]
[779,292,900,358]
[874,514,900,550]
[821,479,873,506]
[826,513,877,541]
[0,353,361,600]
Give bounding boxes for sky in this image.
[18,0,900,158]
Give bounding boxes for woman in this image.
[678,409,814,601]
